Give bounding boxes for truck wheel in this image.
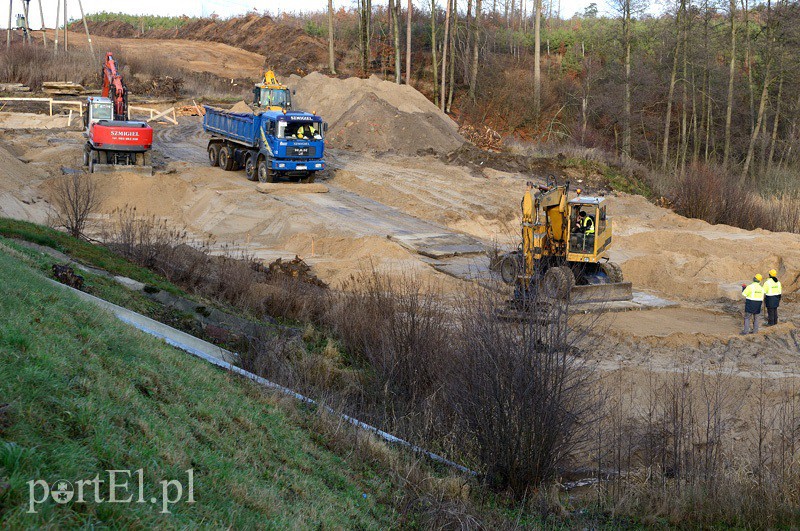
[600,262,624,283]
[543,266,575,300]
[301,172,316,184]
[219,146,235,171]
[244,155,257,181]
[208,143,221,167]
[257,158,275,183]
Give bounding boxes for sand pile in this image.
[607,194,800,300]
[287,73,465,156]
[229,101,254,114]
[0,143,48,223]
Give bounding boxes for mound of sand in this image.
[0,143,48,223]
[286,73,465,156]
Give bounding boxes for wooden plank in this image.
[146,107,177,125]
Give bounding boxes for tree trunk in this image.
[767,64,783,173]
[723,0,736,167]
[622,0,632,159]
[742,0,772,178]
[742,60,771,178]
[464,0,473,84]
[328,0,337,74]
[447,0,457,112]
[469,0,482,99]
[394,0,402,83]
[406,0,412,84]
[679,5,689,176]
[431,0,439,106]
[534,0,542,116]
[743,0,754,135]
[441,0,452,111]
[661,7,681,171]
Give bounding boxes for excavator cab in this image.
[253,70,293,111]
[566,197,611,260]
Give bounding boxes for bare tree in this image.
[328,0,337,74]
[469,0,482,99]
[431,0,439,105]
[406,0,413,84]
[723,0,736,167]
[440,0,452,111]
[534,0,542,116]
[393,0,402,83]
[662,0,683,170]
[620,0,632,159]
[51,174,100,239]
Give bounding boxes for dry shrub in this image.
[329,270,452,408]
[50,174,100,238]
[598,363,800,527]
[447,294,597,497]
[0,45,99,90]
[673,163,770,230]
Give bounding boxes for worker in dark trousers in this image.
[763,269,782,326]
[742,274,765,335]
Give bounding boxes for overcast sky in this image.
[6,0,644,29]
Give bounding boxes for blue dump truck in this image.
[203,106,326,183]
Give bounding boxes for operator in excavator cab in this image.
[571,208,594,252]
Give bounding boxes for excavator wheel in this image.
[257,157,275,183]
[207,143,221,167]
[499,251,521,285]
[219,146,235,171]
[244,155,257,181]
[542,266,575,300]
[600,261,624,283]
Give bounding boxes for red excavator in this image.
[82,52,153,174]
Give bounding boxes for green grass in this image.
[0,219,179,295]
[0,248,398,528]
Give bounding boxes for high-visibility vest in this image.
[764,278,782,296]
[583,216,595,235]
[742,281,765,301]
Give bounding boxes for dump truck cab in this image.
[566,195,612,262]
[253,71,293,111]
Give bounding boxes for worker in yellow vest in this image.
[763,269,782,326]
[741,273,765,335]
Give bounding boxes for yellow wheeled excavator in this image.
[499,177,632,306]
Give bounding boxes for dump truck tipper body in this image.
[203,106,326,183]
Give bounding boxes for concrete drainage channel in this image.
[46,276,475,476]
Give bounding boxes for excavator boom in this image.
[101,53,128,120]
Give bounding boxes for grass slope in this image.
[0,248,397,528]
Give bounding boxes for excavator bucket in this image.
[570,281,633,304]
[90,164,153,176]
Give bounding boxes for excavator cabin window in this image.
[91,102,113,122]
[569,204,596,254]
[257,88,290,109]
